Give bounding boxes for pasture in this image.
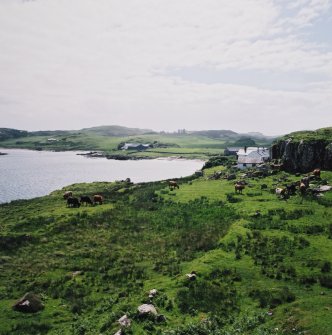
[0,168,332,334]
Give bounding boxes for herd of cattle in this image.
[62,168,326,207]
[234,168,325,199]
[63,191,103,208]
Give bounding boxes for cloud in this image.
[0,0,331,134]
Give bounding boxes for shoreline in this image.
[0,147,207,162]
[0,148,205,204]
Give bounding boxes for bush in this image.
[177,279,237,315]
[321,261,331,273]
[249,286,295,308]
[226,193,242,203]
[319,275,332,288]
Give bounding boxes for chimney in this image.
[244,146,247,153]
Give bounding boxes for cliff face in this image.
[271,139,332,173]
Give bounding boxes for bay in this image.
[0,149,204,203]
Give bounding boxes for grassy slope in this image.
[1,169,332,335]
[277,127,332,142]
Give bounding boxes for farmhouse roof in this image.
[237,147,270,157]
[225,147,242,152]
[238,156,265,164]
[121,143,150,150]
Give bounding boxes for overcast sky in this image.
[0,0,331,135]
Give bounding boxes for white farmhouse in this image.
[121,143,151,150]
[237,147,270,169]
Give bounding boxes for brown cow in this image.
[312,168,321,178]
[168,181,179,190]
[299,182,307,196]
[93,195,103,205]
[63,191,72,200]
[275,187,288,199]
[235,183,245,194]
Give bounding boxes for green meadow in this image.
[0,165,332,335]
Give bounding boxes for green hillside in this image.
[1,165,332,334]
[277,127,332,143]
[0,126,275,159]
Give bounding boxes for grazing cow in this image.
[93,195,103,205]
[80,196,93,206]
[168,181,179,190]
[312,168,321,178]
[301,176,310,188]
[299,182,307,196]
[67,196,81,208]
[286,183,298,196]
[235,183,245,194]
[63,191,72,200]
[275,187,288,199]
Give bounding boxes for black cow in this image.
[80,196,93,206]
[286,182,298,196]
[67,197,81,208]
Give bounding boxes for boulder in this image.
[12,292,44,313]
[137,304,157,316]
[118,314,131,327]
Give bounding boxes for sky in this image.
[0,0,331,135]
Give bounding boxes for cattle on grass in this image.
[93,195,103,205]
[275,187,288,199]
[80,196,93,206]
[235,183,245,194]
[312,168,321,178]
[67,196,81,208]
[168,181,179,190]
[63,191,72,200]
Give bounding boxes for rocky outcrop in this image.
[271,139,332,173]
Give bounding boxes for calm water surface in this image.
[0,149,204,203]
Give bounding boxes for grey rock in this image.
[118,314,131,327]
[138,304,157,316]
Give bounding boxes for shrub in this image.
[321,261,331,273]
[319,275,332,289]
[249,286,295,308]
[177,280,237,315]
[226,193,242,203]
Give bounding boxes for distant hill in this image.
[81,125,155,136]
[189,129,238,139]
[0,125,156,140]
[0,126,277,141]
[0,128,28,141]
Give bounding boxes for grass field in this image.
[0,166,332,335]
